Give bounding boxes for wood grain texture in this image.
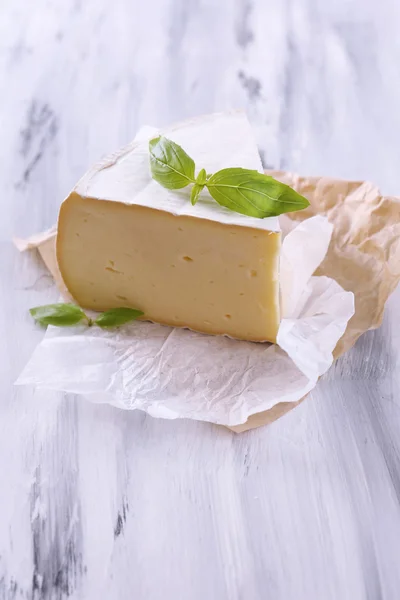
[1,0,400,598]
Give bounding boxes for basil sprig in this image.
[149,136,309,218]
[30,303,144,328]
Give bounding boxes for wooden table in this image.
[2,1,400,598]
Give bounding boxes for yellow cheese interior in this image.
[57,193,281,342]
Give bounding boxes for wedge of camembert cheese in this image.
[57,112,281,342]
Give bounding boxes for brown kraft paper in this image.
[15,171,400,433]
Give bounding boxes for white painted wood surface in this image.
[1,0,400,598]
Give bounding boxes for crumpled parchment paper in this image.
[15,126,400,431]
[16,214,354,427]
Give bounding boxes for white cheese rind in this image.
[76,111,280,232]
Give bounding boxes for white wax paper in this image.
[17,215,354,426]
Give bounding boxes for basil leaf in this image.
[206,168,310,218]
[196,168,207,185]
[95,307,144,328]
[30,303,87,327]
[148,136,310,218]
[149,136,195,189]
[190,183,204,206]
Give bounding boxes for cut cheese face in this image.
[56,112,281,342]
[58,195,280,341]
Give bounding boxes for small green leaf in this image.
[149,136,196,190]
[190,183,204,206]
[95,307,144,328]
[30,303,87,327]
[196,168,207,185]
[207,168,310,218]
